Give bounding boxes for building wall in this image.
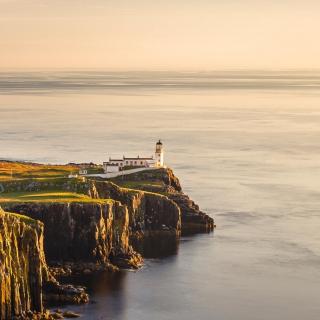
[108,160,124,167]
[146,159,156,167]
[103,162,119,173]
[104,154,158,173]
[123,159,150,167]
[155,152,164,167]
[155,142,164,167]
[106,165,119,173]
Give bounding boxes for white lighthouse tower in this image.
[155,140,164,167]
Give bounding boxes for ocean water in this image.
[1,71,320,320]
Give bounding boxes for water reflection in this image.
[57,272,128,320]
[54,236,181,319]
[3,72,320,319]
[132,234,180,259]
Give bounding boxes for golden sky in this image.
[1,0,320,70]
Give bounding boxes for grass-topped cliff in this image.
[0,162,213,262]
[0,191,113,204]
[0,161,183,268]
[110,167,214,233]
[110,167,182,193]
[0,160,213,318]
[0,161,213,234]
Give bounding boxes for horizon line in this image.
[1,67,320,73]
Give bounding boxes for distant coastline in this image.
[1,70,320,95]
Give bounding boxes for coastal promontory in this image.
[0,160,214,319]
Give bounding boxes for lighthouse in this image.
[155,140,164,167]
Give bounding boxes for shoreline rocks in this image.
[43,281,89,305]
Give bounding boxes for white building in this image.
[155,140,164,167]
[104,163,120,173]
[103,140,164,173]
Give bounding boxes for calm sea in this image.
[1,71,320,320]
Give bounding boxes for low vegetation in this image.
[0,191,112,204]
[5,211,38,225]
[111,179,164,190]
[0,160,103,181]
[109,167,172,194]
[0,161,78,181]
[0,161,169,208]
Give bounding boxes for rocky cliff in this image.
[111,168,215,233]
[88,180,181,236]
[0,207,47,319]
[0,206,88,319]
[1,177,182,238]
[2,201,142,271]
[0,164,214,317]
[0,167,210,274]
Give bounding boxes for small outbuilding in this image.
[103,163,120,173]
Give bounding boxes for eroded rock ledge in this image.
[0,207,46,318]
[3,201,144,273]
[0,207,88,320]
[110,168,215,233]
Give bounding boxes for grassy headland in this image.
[0,160,170,205]
[0,161,109,205]
[0,160,103,181]
[0,191,112,204]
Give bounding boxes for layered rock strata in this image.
[2,201,142,271]
[0,207,88,319]
[112,168,215,233]
[0,207,47,319]
[88,180,181,236]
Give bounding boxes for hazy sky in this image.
[1,0,320,70]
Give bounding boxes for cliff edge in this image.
[110,167,215,233]
[0,207,47,319]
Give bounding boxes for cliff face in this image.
[0,206,89,318]
[2,168,213,234]
[0,167,209,276]
[2,201,141,270]
[1,176,181,272]
[1,177,182,236]
[0,166,213,316]
[88,180,181,235]
[113,168,214,233]
[0,207,47,319]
